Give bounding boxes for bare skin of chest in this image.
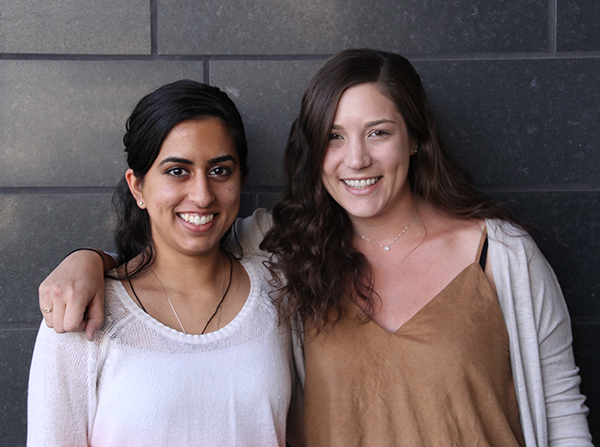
[361,217,494,332]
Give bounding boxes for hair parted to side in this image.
[113,80,249,277]
[260,48,521,331]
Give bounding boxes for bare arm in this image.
[38,249,116,341]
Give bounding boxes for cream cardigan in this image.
[487,219,591,446]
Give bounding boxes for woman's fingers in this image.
[37,250,107,335]
[85,293,106,341]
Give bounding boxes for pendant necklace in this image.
[129,253,233,334]
[354,209,418,251]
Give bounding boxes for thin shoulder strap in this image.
[478,235,489,271]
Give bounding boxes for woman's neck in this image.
[351,193,420,243]
[150,247,230,296]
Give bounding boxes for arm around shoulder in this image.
[38,248,112,338]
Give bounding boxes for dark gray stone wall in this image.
[1,0,598,444]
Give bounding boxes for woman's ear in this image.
[410,139,419,156]
[125,169,145,209]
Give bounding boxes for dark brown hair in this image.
[260,48,521,330]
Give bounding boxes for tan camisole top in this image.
[303,231,525,446]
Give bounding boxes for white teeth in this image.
[179,213,214,226]
[343,177,380,189]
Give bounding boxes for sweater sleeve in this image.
[27,322,99,447]
[489,220,592,446]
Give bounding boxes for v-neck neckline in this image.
[362,227,490,334]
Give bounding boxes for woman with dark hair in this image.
[28,80,302,447]
[258,49,592,445]
[38,50,591,445]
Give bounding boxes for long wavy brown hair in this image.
[260,48,521,331]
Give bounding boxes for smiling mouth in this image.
[178,213,215,226]
[342,177,381,189]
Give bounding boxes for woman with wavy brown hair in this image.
[258,49,591,446]
[260,49,512,329]
[38,49,590,446]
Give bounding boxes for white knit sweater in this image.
[28,256,299,447]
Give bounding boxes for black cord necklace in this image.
[127,252,234,334]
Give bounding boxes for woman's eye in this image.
[329,133,343,140]
[369,130,389,137]
[209,166,232,177]
[166,167,188,176]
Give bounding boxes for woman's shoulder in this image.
[104,272,127,303]
[239,255,272,300]
[102,274,140,332]
[422,207,486,248]
[486,218,529,239]
[485,218,538,256]
[484,218,551,279]
[227,208,273,256]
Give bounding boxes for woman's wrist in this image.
[64,248,117,272]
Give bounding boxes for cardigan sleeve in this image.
[526,237,592,445]
[488,220,592,446]
[286,317,306,447]
[27,322,99,447]
[227,208,273,257]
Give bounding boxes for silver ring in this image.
[41,307,53,313]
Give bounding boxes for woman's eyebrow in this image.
[158,155,236,166]
[158,157,193,166]
[365,119,396,127]
[208,155,237,165]
[330,119,396,130]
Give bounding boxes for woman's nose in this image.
[345,139,372,170]
[188,174,215,207]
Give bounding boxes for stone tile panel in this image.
[0,61,205,187]
[558,0,600,52]
[0,193,115,323]
[0,0,150,54]
[158,0,548,55]
[415,58,600,185]
[211,59,325,186]
[0,329,39,447]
